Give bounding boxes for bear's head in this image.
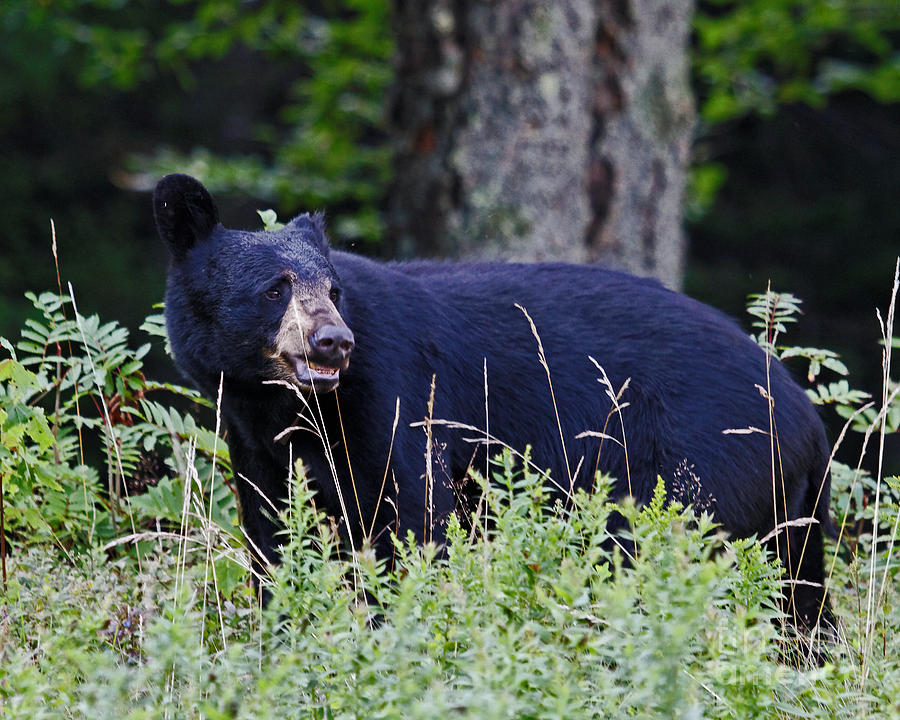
[153,174,354,397]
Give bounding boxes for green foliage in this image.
[2,457,899,717]
[830,461,900,545]
[746,291,854,383]
[256,208,284,232]
[693,0,900,124]
[0,291,237,549]
[744,285,900,671]
[139,306,172,356]
[746,289,804,352]
[4,0,309,91]
[1,284,900,716]
[688,0,900,219]
[133,0,394,244]
[0,350,99,547]
[1,0,393,245]
[684,161,728,223]
[746,286,900,436]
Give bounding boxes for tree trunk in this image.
[387,0,695,289]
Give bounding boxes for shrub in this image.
[1,275,898,717]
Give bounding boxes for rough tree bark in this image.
[387,0,695,289]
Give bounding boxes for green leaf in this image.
[0,357,39,389]
[257,208,284,231]
[26,408,55,451]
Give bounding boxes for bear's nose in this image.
[309,325,355,363]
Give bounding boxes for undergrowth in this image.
[0,264,898,717]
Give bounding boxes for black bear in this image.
[154,173,834,627]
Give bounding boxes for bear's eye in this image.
[329,288,340,303]
[265,287,282,301]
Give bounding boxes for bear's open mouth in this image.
[307,361,338,377]
[289,356,342,391]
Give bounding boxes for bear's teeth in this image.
[308,361,338,376]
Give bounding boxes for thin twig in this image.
[863,257,899,683]
[423,375,436,544]
[588,358,633,499]
[368,397,401,539]
[200,373,227,652]
[516,304,573,494]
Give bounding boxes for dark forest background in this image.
[1,0,898,465]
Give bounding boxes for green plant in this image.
[746,279,900,689]
[6,455,898,718]
[133,0,394,244]
[0,290,238,552]
[689,0,900,219]
[745,286,898,429]
[694,0,900,125]
[2,275,900,716]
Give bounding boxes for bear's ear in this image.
[287,211,330,256]
[153,174,220,260]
